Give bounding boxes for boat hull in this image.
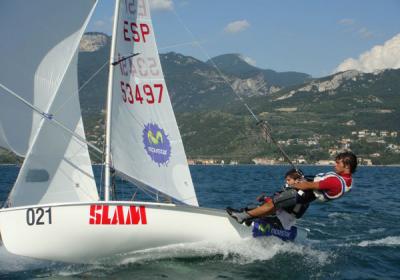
[0,201,252,263]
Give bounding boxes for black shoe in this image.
[244,219,253,227]
[226,207,251,224]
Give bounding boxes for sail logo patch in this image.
[89,205,147,225]
[142,123,171,165]
[252,219,297,241]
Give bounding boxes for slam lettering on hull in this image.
[89,205,147,225]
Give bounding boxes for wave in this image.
[358,236,400,247]
[327,212,352,220]
[0,245,48,273]
[0,237,330,277]
[368,228,386,234]
[114,237,329,266]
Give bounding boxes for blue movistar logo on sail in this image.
[142,123,171,166]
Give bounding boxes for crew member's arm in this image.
[292,181,320,190]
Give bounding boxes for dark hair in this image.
[284,169,302,180]
[336,151,358,173]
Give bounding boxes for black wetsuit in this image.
[272,188,316,219]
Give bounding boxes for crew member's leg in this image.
[227,189,298,224]
[247,200,275,217]
[227,199,275,224]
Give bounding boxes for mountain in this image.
[78,32,110,117]
[161,52,238,112]
[208,53,312,94]
[185,68,400,164]
[247,69,400,132]
[77,34,313,115]
[1,33,399,165]
[207,53,260,76]
[33,34,400,165]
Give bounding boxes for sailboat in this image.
[0,0,302,263]
[0,0,254,263]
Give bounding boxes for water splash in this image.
[114,237,329,266]
[368,228,386,234]
[358,236,400,247]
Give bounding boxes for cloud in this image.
[338,18,355,25]
[240,55,256,66]
[358,27,374,39]
[224,20,250,34]
[149,0,173,11]
[338,18,374,39]
[334,33,400,73]
[94,20,105,27]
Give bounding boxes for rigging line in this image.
[171,9,258,121]
[99,136,107,200]
[0,82,103,155]
[158,40,206,51]
[257,121,296,169]
[136,185,158,201]
[171,9,298,170]
[116,170,170,203]
[55,117,104,163]
[53,59,110,115]
[131,188,138,201]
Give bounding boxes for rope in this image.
[0,83,103,155]
[53,59,109,115]
[171,9,298,171]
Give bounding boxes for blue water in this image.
[0,165,399,279]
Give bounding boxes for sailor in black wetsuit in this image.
[227,169,316,228]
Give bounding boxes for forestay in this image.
[3,0,99,206]
[109,0,198,206]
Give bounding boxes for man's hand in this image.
[293,181,320,190]
[256,193,266,202]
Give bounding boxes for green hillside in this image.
[1,34,399,165]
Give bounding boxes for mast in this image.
[104,0,121,201]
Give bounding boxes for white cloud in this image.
[358,27,374,39]
[149,0,173,11]
[338,18,355,25]
[94,20,105,27]
[335,33,400,73]
[240,55,256,66]
[338,19,374,39]
[224,20,250,34]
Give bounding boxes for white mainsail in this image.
[109,0,198,206]
[1,0,99,206]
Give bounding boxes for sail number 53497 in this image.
[120,82,163,104]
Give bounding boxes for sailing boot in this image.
[226,207,252,224]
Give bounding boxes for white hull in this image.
[0,201,251,263]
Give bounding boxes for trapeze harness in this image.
[313,172,353,201]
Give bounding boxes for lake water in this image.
[0,165,399,279]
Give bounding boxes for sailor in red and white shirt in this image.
[226,152,357,225]
[293,151,357,201]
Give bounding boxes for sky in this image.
[87,0,400,77]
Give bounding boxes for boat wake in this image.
[357,236,400,247]
[112,237,329,266]
[0,237,330,277]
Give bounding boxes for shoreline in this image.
[187,164,400,167]
[0,163,399,167]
